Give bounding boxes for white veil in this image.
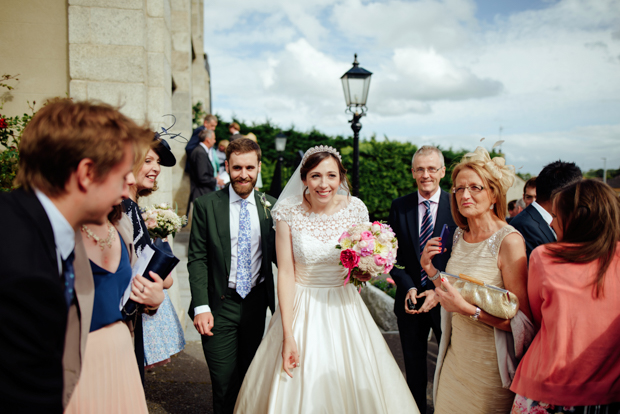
[271,146,350,218]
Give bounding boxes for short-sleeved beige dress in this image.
[434,225,519,414]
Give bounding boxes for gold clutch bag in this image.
[441,272,519,319]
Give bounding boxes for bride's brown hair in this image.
[300,152,350,207]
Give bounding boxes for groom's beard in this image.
[231,175,257,198]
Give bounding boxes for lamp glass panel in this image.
[341,77,351,106]
[275,136,287,152]
[361,76,371,105]
[347,77,366,106]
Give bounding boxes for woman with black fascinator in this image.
[122,135,185,380]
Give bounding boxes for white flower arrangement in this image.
[141,203,188,241]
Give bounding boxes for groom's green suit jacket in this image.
[187,186,277,319]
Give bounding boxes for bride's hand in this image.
[282,335,300,378]
[420,236,445,275]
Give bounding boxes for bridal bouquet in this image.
[336,221,399,287]
[141,203,188,240]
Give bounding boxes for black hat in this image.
[153,134,176,167]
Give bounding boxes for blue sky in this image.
[204,0,620,175]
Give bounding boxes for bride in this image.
[234,146,419,413]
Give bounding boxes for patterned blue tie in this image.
[419,200,434,287]
[236,199,252,298]
[62,250,76,310]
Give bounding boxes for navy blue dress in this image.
[89,233,132,332]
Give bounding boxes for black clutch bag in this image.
[143,239,179,282]
[122,240,179,316]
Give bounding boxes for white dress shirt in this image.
[199,142,218,172]
[417,189,441,232]
[194,186,263,316]
[35,189,75,275]
[531,200,557,239]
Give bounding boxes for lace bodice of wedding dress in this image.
[273,196,369,287]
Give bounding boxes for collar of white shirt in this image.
[417,188,441,205]
[531,201,553,226]
[34,189,75,271]
[199,142,213,160]
[229,185,256,206]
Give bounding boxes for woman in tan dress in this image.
[420,147,532,413]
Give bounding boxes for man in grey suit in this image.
[189,129,224,206]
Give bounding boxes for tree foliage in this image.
[0,75,37,192]
[213,116,503,220]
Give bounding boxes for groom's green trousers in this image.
[201,283,268,414]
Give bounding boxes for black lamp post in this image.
[269,132,288,198]
[341,54,372,197]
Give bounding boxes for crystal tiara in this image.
[302,145,342,165]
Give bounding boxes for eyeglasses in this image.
[452,185,485,195]
[413,167,442,175]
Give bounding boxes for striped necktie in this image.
[419,200,434,287]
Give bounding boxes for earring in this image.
[490,204,494,210]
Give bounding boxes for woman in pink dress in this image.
[510,179,620,413]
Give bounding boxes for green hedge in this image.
[208,115,500,220]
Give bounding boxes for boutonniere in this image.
[259,193,272,218]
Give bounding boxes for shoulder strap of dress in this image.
[487,225,520,257]
[453,227,464,247]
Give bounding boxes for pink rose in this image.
[340,249,360,269]
[360,241,374,257]
[374,254,387,266]
[383,263,394,274]
[145,218,157,229]
[338,231,351,243]
[360,231,374,241]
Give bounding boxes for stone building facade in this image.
[1,0,210,325]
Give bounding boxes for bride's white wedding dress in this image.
[234,197,419,414]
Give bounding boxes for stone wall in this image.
[0,0,69,114]
[1,0,210,329]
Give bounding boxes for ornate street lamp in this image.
[341,54,372,196]
[269,132,288,198]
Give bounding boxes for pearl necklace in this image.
[82,220,115,251]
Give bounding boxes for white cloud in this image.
[330,0,478,51]
[203,0,620,174]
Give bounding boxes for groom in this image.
[188,138,277,414]
[388,145,456,413]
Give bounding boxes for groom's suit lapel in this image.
[214,189,232,276]
[254,191,270,269]
[406,192,421,262]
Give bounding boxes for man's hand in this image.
[194,312,214,336]
[416,289,440,313]
[404,289,418,315]
[217,177,225,187]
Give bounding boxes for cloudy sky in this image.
[204,0,620,175]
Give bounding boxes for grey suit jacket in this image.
[189,144,218,203]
